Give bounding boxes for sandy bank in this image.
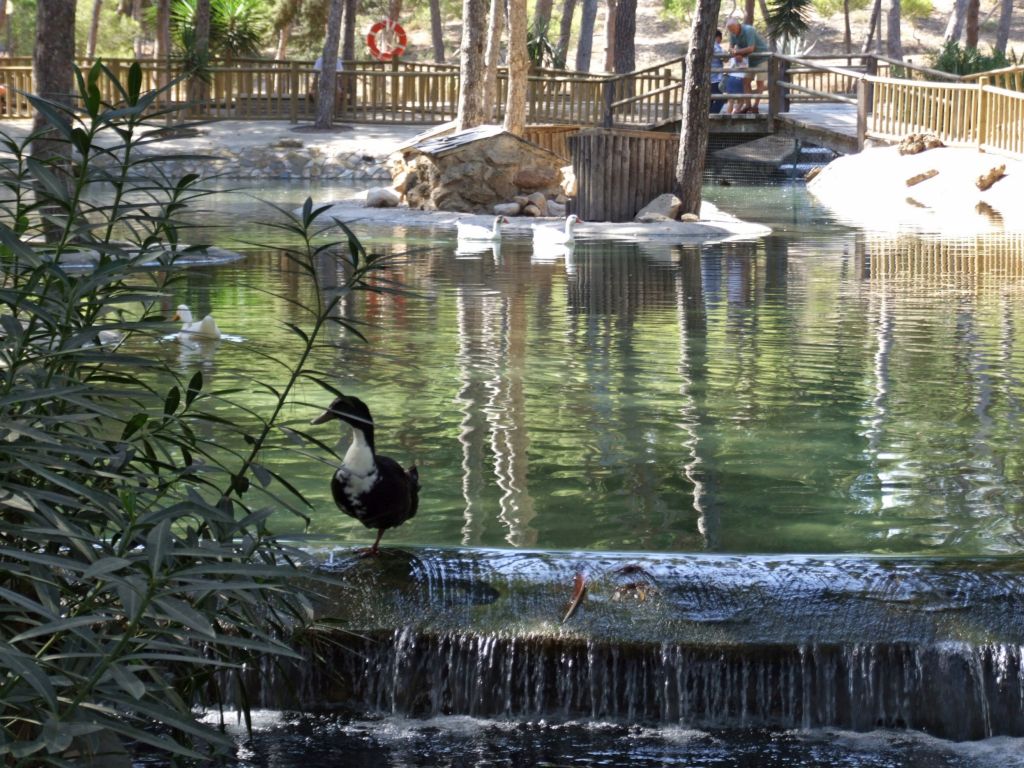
[808,145,1024,236]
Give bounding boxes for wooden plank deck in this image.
[775,102,861,154]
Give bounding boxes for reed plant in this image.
[0,62,390,765]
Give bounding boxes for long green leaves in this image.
[0,62,387,765]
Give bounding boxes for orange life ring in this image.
[366,19,407,61]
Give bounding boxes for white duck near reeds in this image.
[173,304,222,340]
[532,214,581,247]
[457,216,509,242]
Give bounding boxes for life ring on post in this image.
[366,19,407,61]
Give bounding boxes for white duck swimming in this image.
[532,214,581,246]
[173,304,221,340]
[457,216,509,242]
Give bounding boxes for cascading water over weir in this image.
[268,549,1024,742]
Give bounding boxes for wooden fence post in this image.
[976,75,989,152]
[602,79,615,128]
[856,78,869,150]
[289,61,299,123]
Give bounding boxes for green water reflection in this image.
[162,184,1024,555]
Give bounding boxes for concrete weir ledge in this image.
[271,548,1024,740]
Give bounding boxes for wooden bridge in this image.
[1,54,1021,160]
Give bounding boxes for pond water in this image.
[167,182,1024,557]
[132,180,1024,767]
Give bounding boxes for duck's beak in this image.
[311,408,336,425]
[171,312,181,322]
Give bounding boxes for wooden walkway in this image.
[775,103,860,154]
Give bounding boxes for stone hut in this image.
[393,125,565,213]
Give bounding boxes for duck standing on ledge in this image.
[312,394,420,555]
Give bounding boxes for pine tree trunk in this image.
[943,0,968,45]
[861,0,881,53]
[156,0,171,59]
[505,0,529,134]
[275,23,291,60]
[32,0,76,241]
[430,0,446,62]
[87,0,103,58]
[995,0,1013,54]
[534,0,554,37]
[575,0,598,71]
[675,0,722,217]
[744,0,754,23]
[132,0,144,57]
[483,0,505,120]
[842,0,852,54]
[612,0,636,74]
[342,0,357,59]
[389,0,403,21]
[187,0,211,113]
[556,0,578,69]
[603,0,616,72]
[886,0,902,60]
[457,0,489,130]
[965,0,979,49]
[315,0,344,128]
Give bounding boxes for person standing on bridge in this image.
[725,16,769,114]
[710,29,726,114]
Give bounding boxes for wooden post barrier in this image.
[568,128,679,222]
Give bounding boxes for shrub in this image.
[0,62,389,764]
[930,41,1010,77]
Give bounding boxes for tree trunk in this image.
[276,23,291,60]
[885,0,902,60]
[575,0,598,71]
[483,0,505,120]
[964,0,979,49]
[861,0,881,53]
[504,0,529,134]
[32,0,76,241]
[315,0,344,128]
[430,0,446,62]
[744,0,755,23]
[389,0,403,21]
[87,0,103,58]
[995,0,1013,54]
[457,0,489,130]
[132,0,145,57]
[556,0,578,69]
[842,0,852,54]
[342,0,358,60]
[612,0,636,74]
[674,0,722,217]
[156,0,171,60]
[534,0,554,37]
[603,0,616,72]
[758,0,772,47]
[187,0,211,113]
[943,0,968,45]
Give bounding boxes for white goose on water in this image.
[173,304,222,340]
[457,216,509,242]
[532,214,581,247]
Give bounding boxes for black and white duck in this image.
[312,394,420,555]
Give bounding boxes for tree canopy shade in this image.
[674,0,721,217]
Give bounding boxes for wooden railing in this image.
[1,54,1022,159]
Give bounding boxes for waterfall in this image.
[251,548,1024,741]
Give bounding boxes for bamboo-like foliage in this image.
[0,62,394,764]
